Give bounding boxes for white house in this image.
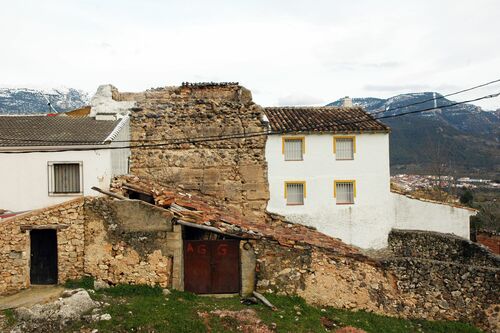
[264,106,475,249]
[0,114,130,212]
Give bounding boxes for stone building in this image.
[0,177,498,331]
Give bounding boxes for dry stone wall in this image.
[83,198,174,287]
[115,84,269,219]
[389,229,500,267]
[254,236,499,332]
[0,198,85,295]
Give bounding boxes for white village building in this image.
[264,105,475,249]
[0,114,130,213]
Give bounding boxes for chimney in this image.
[341,96,353,107]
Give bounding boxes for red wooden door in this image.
[184,240,240,294]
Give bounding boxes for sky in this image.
[1,0,499,110]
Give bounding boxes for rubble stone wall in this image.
[116,84,269,219]
[253,238,499,332]
[383,257,499,331]
[83,198,174,287]
[389,229,500,267]
[0,198,85,295]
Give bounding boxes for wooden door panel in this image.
[184,240,240,294]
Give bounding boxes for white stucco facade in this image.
[266,133,474,249]
[0,119,130,213]
[392,192,472,239]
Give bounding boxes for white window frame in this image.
[334,180,356,205]
[285,181,306,205]
[333,136,355,160]
[48,161,84,196]
[282,136,305,161]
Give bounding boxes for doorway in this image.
[30,229,58,284]
[184,239,240,294]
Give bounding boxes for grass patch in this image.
[64,276,94,289]
[3,309,16,327]
[100,284,163,297]
[59,287,483,333]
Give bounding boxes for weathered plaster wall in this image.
[0,198,85,295]
[392,193,473,240]
[116,84,269,219]
[83,198,174,287]
[266,133,392,249]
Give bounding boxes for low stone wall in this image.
[253,240,401,314]
[389,229,500,267]
[0,198,85,295]
[383,257,499,330]
[254,236,499,332]
[83,198,175,287]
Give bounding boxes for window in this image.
[282,137,305,161]
[334,180,356,204]
[48,162,83,195]
[285,181,306,205]
[334,136,355,160]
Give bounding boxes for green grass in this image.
[64,276,95,289]
[53,285,485,333]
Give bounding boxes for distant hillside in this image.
[328,93,500,177]
[0,87,89,114]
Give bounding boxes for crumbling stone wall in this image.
[253,237,499,332]
[253,240,401,314]
[83,198,174,287]
[0,198,85,295]
[114,83,269,219]
[385,229,500,332]
[389,229,500,266]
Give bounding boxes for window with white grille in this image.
[334,137,355,160]
[286,182,305,205]
[283,138,304,161]
[335,181,355,204]
[48,162,83,195]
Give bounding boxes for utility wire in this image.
[1,91,498,154]
[1,78,499,145]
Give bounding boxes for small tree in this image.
[460,189,474,206]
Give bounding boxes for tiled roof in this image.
[264,106,390,133]
[0,116,121,147]
[113,176,361,257]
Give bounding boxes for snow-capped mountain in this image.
[0,87,89,114]
[328,92,499,177]
[328,92,499,136]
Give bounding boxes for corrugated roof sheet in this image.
[264,106,390,133]
[0,116,121,147]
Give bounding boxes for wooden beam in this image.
[253,291,277,311]
[91,186,126,200]
[175,220,248,239]
[20,224,69,232]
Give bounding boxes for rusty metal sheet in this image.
[184,240,240,294]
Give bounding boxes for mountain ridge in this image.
[0,87,89,114]
[328,92,499,177]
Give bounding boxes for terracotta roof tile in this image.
[264,106,389,133]
[113,176,360,256]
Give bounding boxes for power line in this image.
[1,77,499,145]
[1,91,498,154]
[368,77,500,117]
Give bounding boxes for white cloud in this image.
[0,0,499,109]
